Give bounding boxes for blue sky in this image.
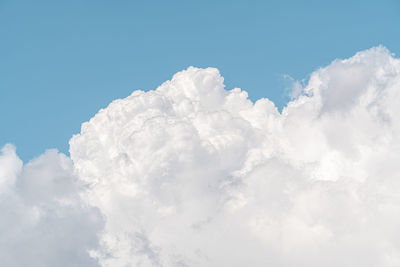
[1,0,399,162]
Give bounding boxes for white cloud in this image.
[2,46,400,266]
[68,46,400,266]
[0,145,103,267]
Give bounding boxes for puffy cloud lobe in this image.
[0,145,103,267]
[70,46,400,266]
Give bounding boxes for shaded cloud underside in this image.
[2,46,400,266]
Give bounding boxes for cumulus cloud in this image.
[0,145,103,267]
[2,46,400,266]
[68,46,400,266]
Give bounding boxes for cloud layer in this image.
[2,46,400,266]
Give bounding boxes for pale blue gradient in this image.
[1,0,399,161]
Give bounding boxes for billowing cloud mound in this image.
[0,145,103,267]
[2,46,400,266]
[67,46,400,266]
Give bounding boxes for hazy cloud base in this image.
[2,46,400,266]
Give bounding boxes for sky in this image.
[1,0,399,161]
[2,1,400,267]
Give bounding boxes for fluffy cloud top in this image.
[2,46,400,266]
